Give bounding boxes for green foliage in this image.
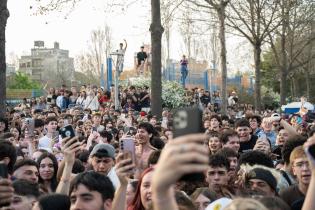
[261,49,280,93]
[8,72,42,89]
[261,86,280,110]
[126,77,188,108]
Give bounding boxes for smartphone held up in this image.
[119,137,136,165]
[173,107,205,182]
[24,118,35,137]
[59,125,76,139]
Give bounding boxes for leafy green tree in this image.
[8,72,42,89]
[261,48,280,94]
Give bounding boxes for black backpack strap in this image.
[280,170,292,186]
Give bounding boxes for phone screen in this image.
[173,107,205,182]
[120,138,136,164]
[173,107,203,138]
[308,145,315,159]
[0,164,8,178]
[59,125,75,139]
[25,118,35,137]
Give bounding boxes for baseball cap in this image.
[90,143,115,159]
[206,197,232,210]
[271,113,280,118]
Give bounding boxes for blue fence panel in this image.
[163,62,254,94]
[106,58,113,91]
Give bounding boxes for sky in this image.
[6,0,253,72]
[6,0,154,68]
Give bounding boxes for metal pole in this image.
[100,63,105,88]
[107,58,113,91]
[110,51,124,110]
[115,62,119,110]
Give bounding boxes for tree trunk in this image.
[217,7,227,114]
[254,44,262,112]
[292,75,297,98]
[150,0,164,119]
[290,77,294,99]
[0,0,9,118]
[279,66,287,106]
[279,1,288,106]
[305,70,310,100]
[165,27,170,62]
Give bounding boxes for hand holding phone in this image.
[173,107,203,138]
[25,118,35,137]
[305,136,315,167]
[0,164,8,179]
[120,137,136,165]
[61,137,81,165]
[151,133,208,195]
[0,164,11,207]
[115,153,135,185]
[173,107,205,181]
[59,125,76,139]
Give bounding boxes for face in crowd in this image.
[261,118,272,133]
[209,118,220,130]
[70,184,111,210]
[247,178,275,196]
[140,170,153,209]
[206,165,229,193]
[208,136,222,154]
[136,128,152,145]
[223,135,240,153]
[292,154,311,188]
[13,164,39,184]
[236,126,251,142]
[194,194,211,210]
[46,120,58,134]
[93,115,102,126]
[276,129,290,146]
[39,157,55,181]
[90,155,114,175]
[249,118,259,131]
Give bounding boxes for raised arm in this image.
[152,134,209,210]
[124,39,128,51]
[280,118,299,136]
[111,153,135,210]
[302,136,315,210]
[56,137,81,195]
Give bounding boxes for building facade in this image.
[18,41,75,85]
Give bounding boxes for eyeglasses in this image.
[294,161,309,168]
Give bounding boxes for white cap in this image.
[206,198,232,210]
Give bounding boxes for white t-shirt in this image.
[38,134,61,153]
[38,136,53,153]
[107,167,120,190]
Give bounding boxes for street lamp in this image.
[110,50,124,110]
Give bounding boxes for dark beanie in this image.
[246,168,277,191]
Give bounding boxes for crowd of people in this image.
[1,84,315,210]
